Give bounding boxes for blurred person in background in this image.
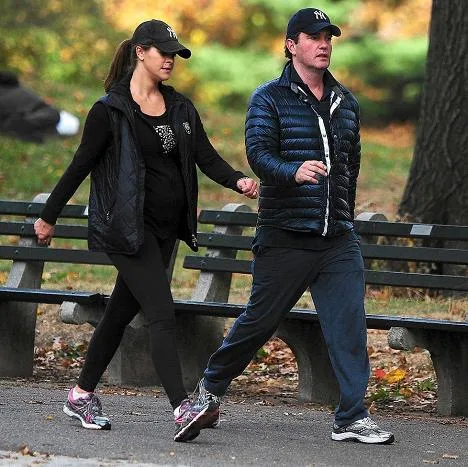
[33,19,257,434]
[0,70,79,142]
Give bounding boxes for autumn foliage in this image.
[0,0,431,121]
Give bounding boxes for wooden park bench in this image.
[1,196,467,416]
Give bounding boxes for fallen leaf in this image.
[399,387,414,398]
[384,367,407,384]
[374,368,386,380]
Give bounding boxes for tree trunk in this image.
[399,0,468,227]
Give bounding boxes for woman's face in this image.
[136,45,176,82]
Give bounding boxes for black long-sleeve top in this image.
[40,94,245,240]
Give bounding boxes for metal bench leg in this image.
[277,320,339,405]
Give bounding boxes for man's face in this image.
[287,30,333,71]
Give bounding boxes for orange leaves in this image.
[369,362,436,412]
[66,271,79,288]
[104,0,246,46]
[361,122,416,149]
[0,271,7,285]
[368,329,436,410]
[355,0,431,39]
[373,368,387,380]
[384,367,408,384]
[373,366,407,383]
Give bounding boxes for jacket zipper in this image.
[315,91,342,236]
[316,115,331,236]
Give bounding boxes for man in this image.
[174,8,395,445]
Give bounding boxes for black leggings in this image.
[77,230,187,409]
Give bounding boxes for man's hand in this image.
[237,177,259,199]
[34,218,55,246]
[295,160,328,184]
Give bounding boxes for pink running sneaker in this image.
[63,388,111,430]
[174,380,221,442]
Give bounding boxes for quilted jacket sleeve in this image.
[245,88,301,186]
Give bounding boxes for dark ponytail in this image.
[104,39,135,92]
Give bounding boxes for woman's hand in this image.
[237,177,258,199]
[34,218,55,246]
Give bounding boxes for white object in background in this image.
[56,110,80,136]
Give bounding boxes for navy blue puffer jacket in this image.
[245,63,361,237]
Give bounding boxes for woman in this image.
[34,19,257,435]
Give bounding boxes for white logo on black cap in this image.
[167,26,177,39]
[314,10,327,20]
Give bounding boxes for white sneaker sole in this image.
[332,432,395,444]
[63,405,111,430]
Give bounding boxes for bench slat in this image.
[0,287,103,305]
[0,200,88,219]
[197,210,258,227]
[183,256,468,291]
[195,232,468,265]
[184,255,251,274]
[173,301,468,333]
[196,232,252,250]
[364,270,468,291]
[0,245,111,265]
[362,244,468,264]
[197,210,468,241]
[355,219,468,241]
[0,221,88,239]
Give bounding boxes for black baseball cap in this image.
[286,8,341,38]
[132,20,191,59]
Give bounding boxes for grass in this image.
[1,80,466,319]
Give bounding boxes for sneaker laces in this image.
[354,417,378,429]
[86,394,104,415]
[195,380,221,405]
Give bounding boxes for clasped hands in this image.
[237,177,258,199]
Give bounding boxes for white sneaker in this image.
[332,417,394,444]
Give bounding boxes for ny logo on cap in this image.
[167,26,177,39]
[314,10,327,20]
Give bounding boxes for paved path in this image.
[0,381,466,466]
